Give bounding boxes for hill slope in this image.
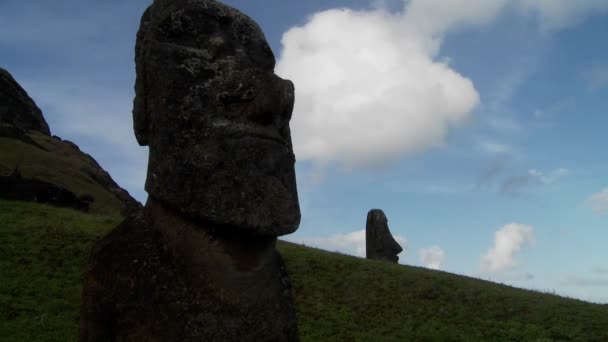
[1,200,606,341]
[0,67,140,217]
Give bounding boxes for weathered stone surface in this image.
[80,1,301,340]
[133,0,300,236]
[0,67,50,135]
[366,209,403,263]
[80,199,298,341]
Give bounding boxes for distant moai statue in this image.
[366,209,403,263]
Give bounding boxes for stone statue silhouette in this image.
[79,1,301,340]
[366,209,403,263]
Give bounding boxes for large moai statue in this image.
[79,0,301,340]
[366,209,403,263]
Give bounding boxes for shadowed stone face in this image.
[366,209,403,263]
[133,0,300,236]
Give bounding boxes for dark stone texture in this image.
[133,0,300,236]
[79,199,299,341]
[0,67,50,135]
[80,1,301,340]
[366,209,403,263]
[0,168,94,212]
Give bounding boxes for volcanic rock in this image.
[80,0,301,340]
[80,199,298,341]
[0,67,50,136]
[133,0,300,236]
[366,209,403,263]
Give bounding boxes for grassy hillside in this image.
[1,199,607,341]
[0,134,128,216]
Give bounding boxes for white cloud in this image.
[587,188,608,214]
[276,7,479,167]
[287,229,406,259]
[277,0,606,169]
[481,223,534,273]
[418,245,446,270]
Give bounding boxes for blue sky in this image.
[1,0,607,303]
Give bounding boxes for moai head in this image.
[133,0,300,236]
[366,209,403,262]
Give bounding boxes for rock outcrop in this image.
[0,67,50,136]
[79,1,301,340]
[366,209,403,263]
[0,67,140,216]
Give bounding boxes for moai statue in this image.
[366,209,403,263]
[79,0,301,340]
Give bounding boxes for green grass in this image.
[0,134,126,216]
[281,243,608,341]
[0,200,120,341]
[2,199,607,341]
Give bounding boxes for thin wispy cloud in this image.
[586,188,608,214]
[478,140,512,155]
[477,156,510,188]
[500,168,568,196]
[533,96,575,119]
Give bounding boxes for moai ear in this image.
[132,7,151,146]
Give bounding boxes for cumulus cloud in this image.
[418,245,446,270]
[481,223,534,273]
[586,188,608,214]
[277,0,607,168]
[276,7,479,167]
[287,229,406,259]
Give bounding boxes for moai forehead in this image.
[133,0,300,236]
